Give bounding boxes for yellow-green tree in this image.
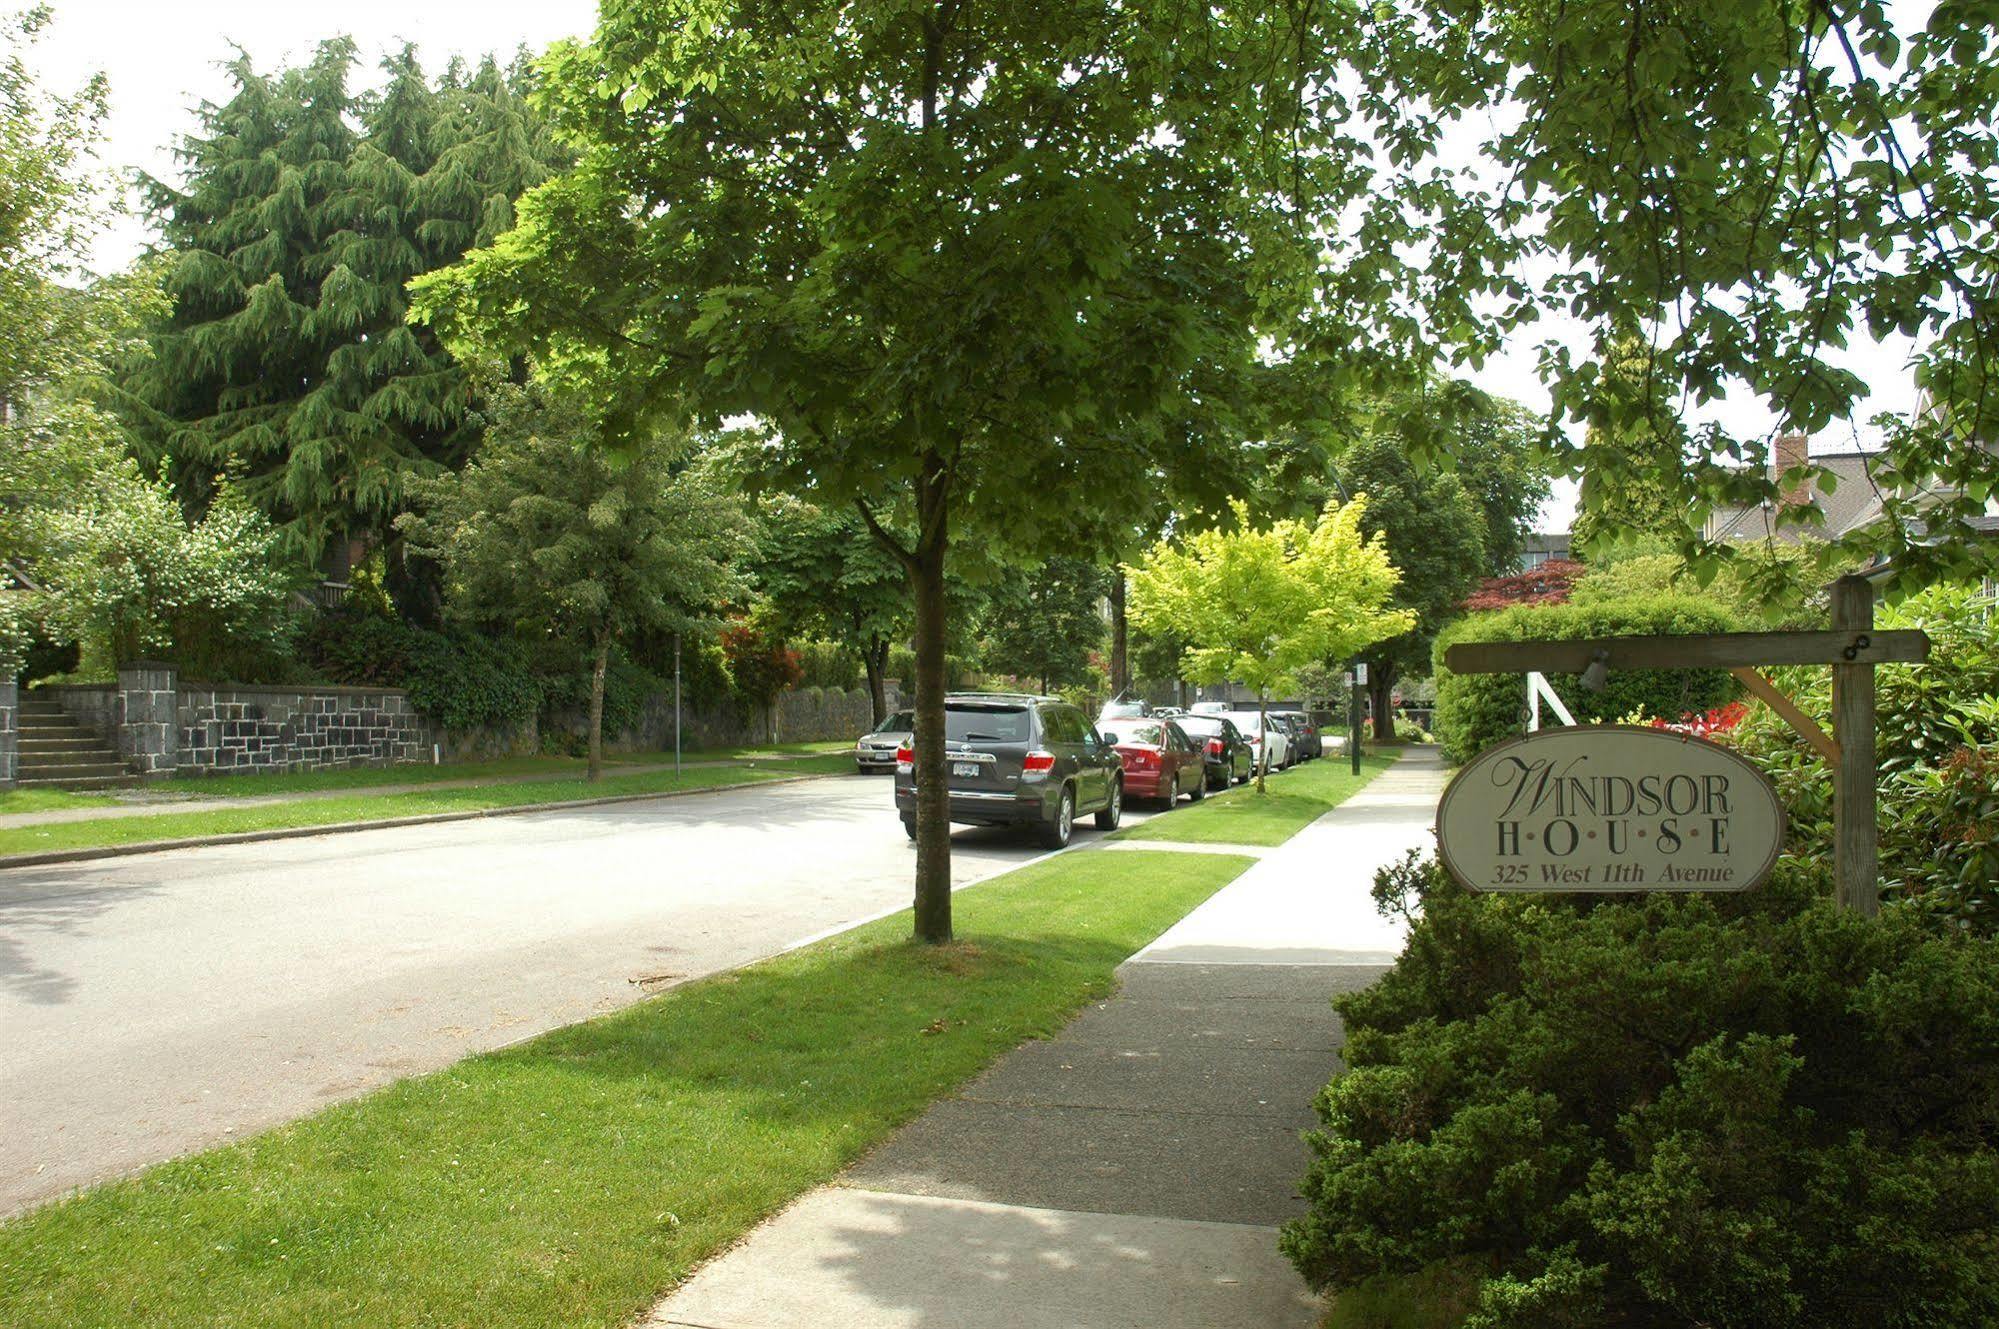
[1126,499,1414,791]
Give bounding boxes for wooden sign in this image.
[1436,726,1785,894]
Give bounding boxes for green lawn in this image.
[0,849,1250,1329]
[145,753,652,798]
[1109,753,1397,846]
[0,787,121,816]
[0,762,850,859]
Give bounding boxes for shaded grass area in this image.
[1109,754,1397,846]
[0,849,1249,1329]
[0,763,844,859]
[1322,1259,1484,1329]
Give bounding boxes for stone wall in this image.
[40,669,440,779]
[0,679,15,789]
[177,680,438,775]
[117,663,180,778]
[539,685,895,756]
[39,670,893,780]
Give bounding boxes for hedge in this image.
[1431,594,1743,764]
[1282,853,1999,1328]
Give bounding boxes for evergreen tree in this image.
[126,41,564,615]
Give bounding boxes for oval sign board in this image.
[1437,726,1784,893]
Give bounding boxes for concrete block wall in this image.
[116,663,180,778]
[176,682,439,776]
[0,679,15,789]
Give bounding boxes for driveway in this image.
[0,773,1158,1215]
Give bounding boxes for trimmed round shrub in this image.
[1281,853,1999,1328]
[1432,594,1743,764]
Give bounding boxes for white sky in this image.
[29,0,1930,534]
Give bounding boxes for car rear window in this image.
[1113,722,1166,746]
[945,706,1031,743]
[1177,717,1225,738]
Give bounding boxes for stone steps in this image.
[11,694,139,790]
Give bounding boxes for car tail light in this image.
[1206,738,1224,757]
[1124,748,1157,769]
[1020,750,1057,780]
[896,742,913,774]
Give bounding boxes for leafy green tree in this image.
[1127,500,1414,791]
[127,41,563,611]
[33,479,305,676]
[750,499,909,724]
[1338,6,1999,582]
[1334,435,1486,741]
[398,384,746,779]
[978,558,1109,696]
[414,2,1418,941]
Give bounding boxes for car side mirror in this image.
[1099,732,1117,746]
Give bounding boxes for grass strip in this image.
[1109,753,1398,846]
[0,849,1250,1329]
[0,762,851,859]
[0,788,119,816]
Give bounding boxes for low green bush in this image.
[795,639,863,691]
[1431,595,1742,764]
[304,610,542,732]
[1282,853,1999,1328]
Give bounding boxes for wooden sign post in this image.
[1443,576,1929,914]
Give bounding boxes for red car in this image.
[1098,719,1207,811]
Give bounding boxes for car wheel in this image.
[1038,787,1075,849]
[1094,778,1122,831]
[1188,772,1206,802]
[901,816,918,841]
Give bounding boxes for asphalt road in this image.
[0,771,1157,1216]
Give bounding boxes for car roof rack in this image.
[944,690,1061,704]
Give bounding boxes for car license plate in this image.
[952,762,981,777]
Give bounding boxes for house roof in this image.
[1706,451,1893,544]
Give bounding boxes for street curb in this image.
[0,772,835,873]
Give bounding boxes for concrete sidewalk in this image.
[648,747,1448,1329]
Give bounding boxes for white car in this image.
[854,709,914,772]
[1225,710,1292,772]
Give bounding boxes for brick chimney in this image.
[1773,431,1811,508]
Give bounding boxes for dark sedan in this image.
[1172,714,1255,789]
[1274,711,1322,760]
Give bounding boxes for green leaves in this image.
[127,43,567,567]
[1127,497,1414,700]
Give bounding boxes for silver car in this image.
[854,709,914,772]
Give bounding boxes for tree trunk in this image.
[910,534,952,944]
[1109,571,1128,696]
[587,634,609,782]
[1255,691,1270,794]
[1370,667,1397,743]
[863,638,890,725]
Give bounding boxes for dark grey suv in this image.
[894,693,1124,848]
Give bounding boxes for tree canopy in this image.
[1342,3,1999,582]
[1127,499,1413,790]
[398,384,746,777]
[414,0,1428,942]
[126,40,565,603]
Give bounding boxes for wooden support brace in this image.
[1731,667,1839,765]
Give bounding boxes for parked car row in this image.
[858,692,1330,849]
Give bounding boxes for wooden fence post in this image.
[1831,575,1879,915]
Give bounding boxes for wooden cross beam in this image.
[1439,576,1933,917]
[1443,629,1929,675]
